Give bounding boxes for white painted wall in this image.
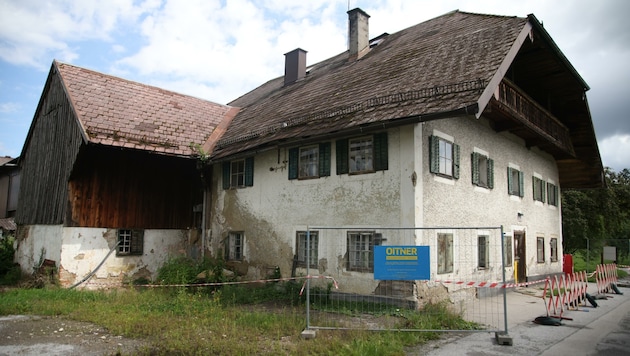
[421,116,562,281]
[16,226,195,288]
[209,116,563,293]
[14,225,63,274]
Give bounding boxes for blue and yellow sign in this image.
[374,246,430,280]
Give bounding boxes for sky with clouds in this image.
[1,0,629,172]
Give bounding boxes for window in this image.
[504,235,513,267]
[533,176,546,202]
[550,238,558,262]
[296,231,318,268]
[347,231,380,272]
[547,183,558,206]
[437,233,453,274]
[117,229,144,256]
[225,232,244,261]
[537,237,545,263]
[430,135,460,178]
[471,152,494,188]
[349,137,373,173]
[507,167,524,197]
[288,143,331,179]
[478,235,489,269]
[222,158,254,189]
[336,132,388,175]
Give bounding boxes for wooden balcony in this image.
[485,79,575,158]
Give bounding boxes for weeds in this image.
[0,234,21,285]
[0,257,479,354]
[0,282,477,355]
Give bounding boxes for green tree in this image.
[562,168,630,262]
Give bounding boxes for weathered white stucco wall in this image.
[210,128,408,294]
[16,226,196,288]
[15,225,63,274]
[210,116,563,294]
[422,116,562,281]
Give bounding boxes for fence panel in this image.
[302,226,508,334]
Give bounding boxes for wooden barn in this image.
[14,61,238,287]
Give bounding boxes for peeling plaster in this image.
[16,226,202,289]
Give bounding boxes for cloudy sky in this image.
[1,0,628,172]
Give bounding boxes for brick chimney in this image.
[348,8,370,61]
[284,48,307,86]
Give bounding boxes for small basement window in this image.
[225,232,244,261]
[117,229,144,256]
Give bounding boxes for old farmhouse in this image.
[14,9,603,294]
[207,9,603,294]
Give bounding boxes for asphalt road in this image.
[415,281,630,356]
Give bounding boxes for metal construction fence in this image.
[300,226,511,339]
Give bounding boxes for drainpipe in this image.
[201,183,207,259]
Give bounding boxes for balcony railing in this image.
[493,80,574,156]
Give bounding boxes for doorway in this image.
[514,231,526,283]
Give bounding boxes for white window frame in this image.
[117,229,144,256]
[347,231,377,272]
[349,136,374,173]
[472,149,494,189]
[437,232,454,274]
[230,160,245,188]
[550,238,558,262]
[299,145,319,178]
[547,182,559,206]
[478,235,489,269]
[508,165,524,197]
[537,237,545,263]
[533,174,546,203]
[504,235,513,267]
[296,231,319,268]
[226,232,244,261]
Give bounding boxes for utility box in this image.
[563,254,573,275]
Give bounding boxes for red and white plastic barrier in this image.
[432,278,546,289]
[541,271,590,320]
[595,263,618,295]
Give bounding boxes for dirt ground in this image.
[0,315,151,356]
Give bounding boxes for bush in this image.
[156,256,234,285]
[0,234,21,285]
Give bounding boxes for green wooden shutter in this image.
[541,180,546,203]
[319,142,331,177]
[130,230,144,255]
[507,167,513,194]
[245,157,254,187]
[222,162,230,189]
[532,178,536,199]
[336,139,348,175]
[288,148,298,180]
[518,170,524,197]
[373,132,388,171]
[487,158,494,189]
[471,152,480,185]
[453,143,460,179]
[429,136,439,173]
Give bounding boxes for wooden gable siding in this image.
[67,146,202,229]
[15,70,84,225]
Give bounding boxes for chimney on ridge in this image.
[284,48,307,86]
[348,8,370,61]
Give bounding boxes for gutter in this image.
[208,103,479,163]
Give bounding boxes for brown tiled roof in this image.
[0,217,16,232]
[212,11,527,159]
[56,61,238,157]
[0,156,14,166]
